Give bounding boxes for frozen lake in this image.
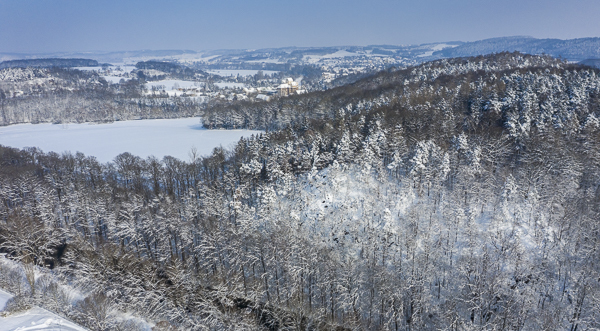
[0,118,262,163]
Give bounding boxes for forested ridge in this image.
[1,52,600,330]
[433,36,600,61]
[0,66,206,126]
[0,58,100,69]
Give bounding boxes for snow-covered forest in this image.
[0,66,206,126]
[1,52,600,330]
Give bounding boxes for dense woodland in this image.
[1,52,600,330]
[0,58,100,69]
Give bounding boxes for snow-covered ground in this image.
[214,82,245,89]
[108,64,137,73]
[72,66,102,72]
[0,307,88,331]
[0,256,153,330]
[303,50,362,63]
[206,69,278,77]
[0,289,87,331]
[246,58,286,64]
[102,76,132,84]
[431,43,459,51]
[145,79,204,90]
[0,118,262,163]
[417,43,460,57]
[0,289,11,311]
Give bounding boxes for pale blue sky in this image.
[1,0,599,52]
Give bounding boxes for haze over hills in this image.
[2,36,600,65]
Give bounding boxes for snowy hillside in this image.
[2,52,600,330]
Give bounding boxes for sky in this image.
[1,0,599,53]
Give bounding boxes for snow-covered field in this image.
[214,82,245,89]
[206,69,278,77]
[417,43,460,57]
[246,58,286,64]
[145,79,204,90]
[72,66,102,72]
[108,64,137,73]
[102,76,132,84]
[0,118,262,163]
[303,50,364,63]
[431,43,459,51]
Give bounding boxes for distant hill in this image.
[434,36,600,61]
[580,58,600,69]
[3,37,600,68]
[0,58,99,69]
[95,49,198,62]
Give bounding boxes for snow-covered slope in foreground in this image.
[0,289,87,331]
[0,289,10,311]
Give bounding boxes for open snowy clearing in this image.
[72,66,102,72]
[430,43,459,51]
[246,58,287,64]
[107,64,137,72]
[0,289,88,331]
[0,118,262,163]
[214,82,245,89]
[417,43,460,57]
[145,79,204,90]
[303,50,371,63]
[102,76,132,84]
[206,69,279,77]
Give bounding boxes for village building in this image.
[256,94,270,101]
[277,77,299,96]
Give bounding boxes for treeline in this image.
[0,53,600,330]
[0,58,99,69]
[135,60,206,81]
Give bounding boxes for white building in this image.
[277,77,299,96]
